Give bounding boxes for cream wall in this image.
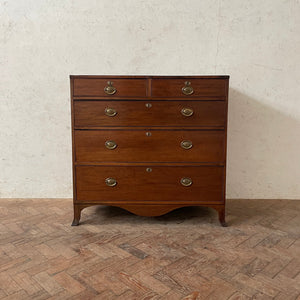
[1,0,299,199]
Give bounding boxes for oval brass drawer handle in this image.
[104,107,117,117]
[105,177,117,187]
[182,81,194,96]
[181,177,193,187]
[181,108,194,117]
[105,140,117,150]
[181,140,193,150]
[104,81,117,95]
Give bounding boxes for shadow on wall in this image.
[227,88,300,199]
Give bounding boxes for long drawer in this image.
[74,100,226,127]
[75,129,225,163]
[76,165,224,203]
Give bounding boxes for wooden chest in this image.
[70,75,229,226]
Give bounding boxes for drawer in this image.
[75,130,225,163]
[73,78,147,97]
[74,100,226,128]
[151,78,226,98]
[76,165,224,203]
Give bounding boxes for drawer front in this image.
[152,79,226,98]
[73,78,147,97]
[74,100,226,127]
[76,165,224,203]
[75,130,225,163]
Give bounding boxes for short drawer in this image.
[76,165,224,203]
[75,130,225,163]
[151,78,227,98]
[74,100,226,128]
[73,78,147,97]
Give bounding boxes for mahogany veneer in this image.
[70,75,229,226]
[74,100,226,127]
[74,130,225,163]
[76,166,224,203]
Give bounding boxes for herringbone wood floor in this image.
[0,199,299,299]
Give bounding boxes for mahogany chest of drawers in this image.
[70,75,229,226]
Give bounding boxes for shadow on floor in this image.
[81,204,216,226]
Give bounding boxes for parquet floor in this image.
[0,199,299,299]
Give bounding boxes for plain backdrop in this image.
[1,0,300,199]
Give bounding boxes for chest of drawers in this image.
[70,75,229,226]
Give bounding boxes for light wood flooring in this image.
[0,199,299,299]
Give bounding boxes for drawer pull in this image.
[104,107,117,117]
[181,107,194,117]
[181,177,193,187]
[105,177,117,187]
[181,140,193,150]
[145,103,152,108]
[104,81,117,95]
[105,140,117,150]
[182,81,194,96]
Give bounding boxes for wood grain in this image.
[73,78,147,97]
[75,165,224,203]
[74,129,225,163]
[74,100,226,127]
[151,78,227,98]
